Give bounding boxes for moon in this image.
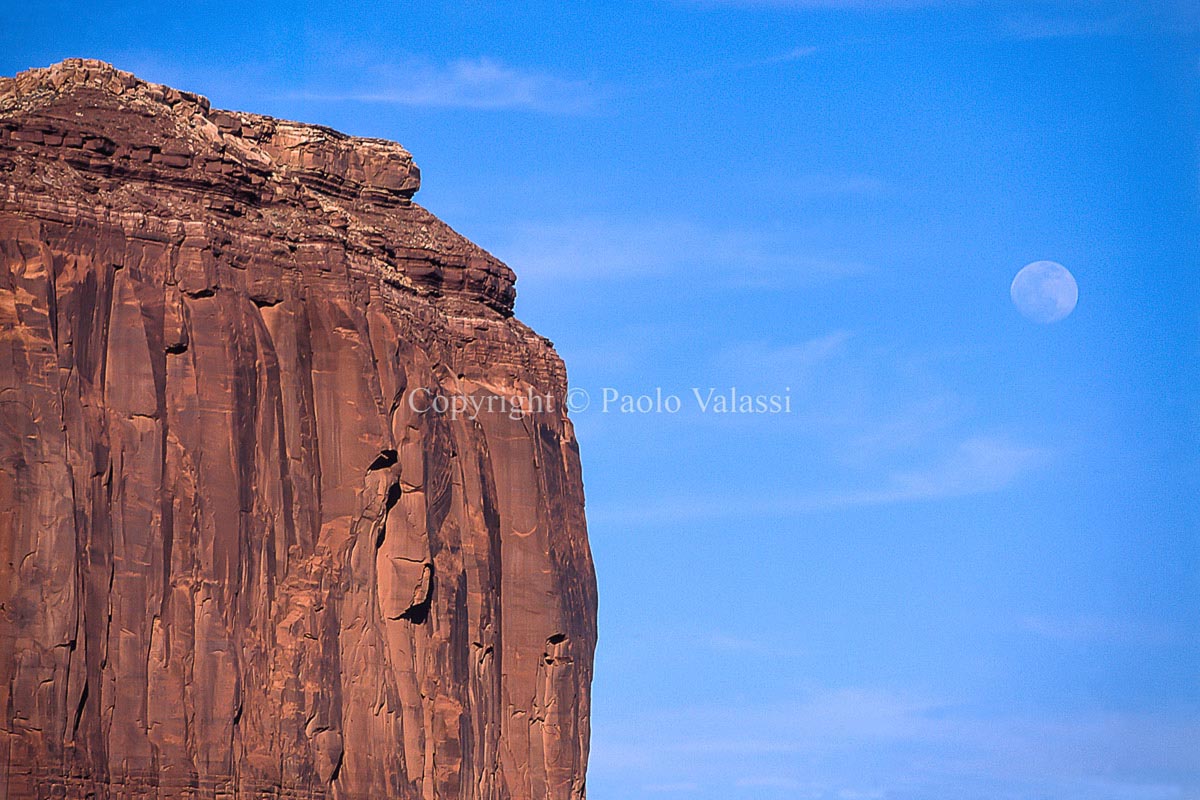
[1010,261,1078,324]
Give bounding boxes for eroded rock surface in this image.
[0,59,596,800]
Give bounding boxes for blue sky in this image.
[5,2,1198,797]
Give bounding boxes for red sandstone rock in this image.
[0,59,596,799]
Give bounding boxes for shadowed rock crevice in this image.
[0,59,597,800]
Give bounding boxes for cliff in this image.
[0,59,596,799]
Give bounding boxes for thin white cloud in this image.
[300,57,600,114]
[843,393,963,462]
[759,45,821,63]
[685,0,973,9]
[1002,4,1199,39]
[704,632,777,654]
[685,0,1196,38]
[586,434,1046,524]
[824,434,1048,507]
[581,327,1050,525]
[789,173,891,199]
[712,331,855,378]
[590,688,1200,798]
[641,782,701,793]
[496,217,869,286]
[1002,14,1131,40]
[735,776,810,789]
[1018,613,1175,645]
[676,45,820,80]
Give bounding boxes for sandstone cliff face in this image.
[0,60,596,800]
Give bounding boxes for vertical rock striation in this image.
[0,60,596,799]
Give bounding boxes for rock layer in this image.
[0,60,596,799]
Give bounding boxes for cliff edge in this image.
[0,59,596,799]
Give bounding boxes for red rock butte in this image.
[0,59,596,799]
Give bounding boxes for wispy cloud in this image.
[789,173,891,199]
[579,328,1050,525]
[686,0,1196,38]
[843,393,963,462]
[299,56,601,114]
[684,0,973,9]
[1002,3,1200,39]
[1018,613,1175,646]
[704,632,780,655]
[495,216,869,286]
[755,46,821,64]
[589,688,1200,798]
[1002,14,1132,40]
[670,45,820,81]
[712,331,856,377]
[735,776,810,789]
[617,43,821,99]
[642,782,701,793]
[588,435,1048,524]
[825,434,1048,506]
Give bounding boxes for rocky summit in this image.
[0,59,596,799]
